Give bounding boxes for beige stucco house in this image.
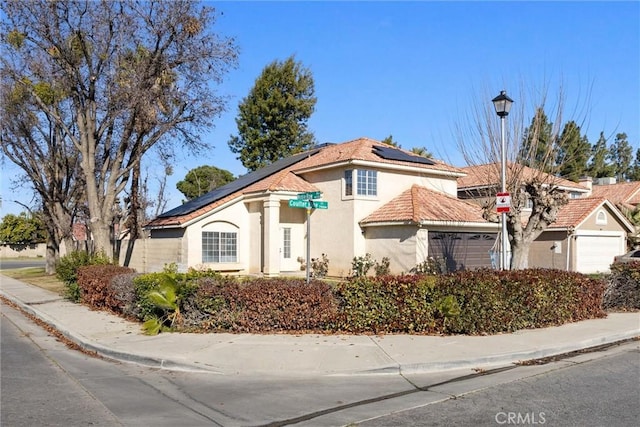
[144,138,498,276]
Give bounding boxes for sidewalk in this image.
[1,275,638,377]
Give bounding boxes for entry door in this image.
[280,227,296,271]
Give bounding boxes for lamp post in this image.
[492,90,514,270]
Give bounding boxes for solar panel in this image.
[372,145,436,165]
[157,148,322,218]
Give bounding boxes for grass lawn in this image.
[1,267,66,294]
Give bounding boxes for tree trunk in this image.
[89,220,113,260]
[510,239,531,270]
[44,234,59,275]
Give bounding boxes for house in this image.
[528,197,634,273]
[457,164,633,273]
[589,179,640,246]
[144,137,497,276]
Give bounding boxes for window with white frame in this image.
[343,169,378,198]
[344,170,353,196]
[202,231,237,263]
[595,210,607,225]
[356,169,377,196]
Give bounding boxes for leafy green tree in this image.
[518,107,555,172]
[587,132,615,178]
[176,165,235,201]
[228,56,317,172]
[1,1,238,259]
[0,212,47,244]
[608,133,633,181]
[556,121,591,182]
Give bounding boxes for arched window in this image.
[202,221,238,263]
[595,210,607,226]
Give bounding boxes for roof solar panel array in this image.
[372,145,435,165]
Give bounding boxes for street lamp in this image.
[492,90,514,270]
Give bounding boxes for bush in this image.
[604,262,640,311]
[374,257,391,276]
[332,275,456,333]
[351,253,374,277]
[108,272,141,318]
[435,269,606,335]
[311,253,329,278]
[56,250,112,302]
[77,265,135,311]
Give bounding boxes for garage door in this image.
[428,232,497,272]
[575,235,624,274]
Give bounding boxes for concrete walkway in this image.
[1,275,638,377]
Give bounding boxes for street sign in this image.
[297,191,322,200]
[310,200,328,209]
[496,192,511,213]
[289,199,311,209]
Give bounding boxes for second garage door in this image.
[428,232,497,272]
[575,234,625,274]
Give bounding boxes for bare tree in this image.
[1,78,84,273]
[456,83,589,269]
[1,0,238,259]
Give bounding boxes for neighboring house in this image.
[528,197,634,274]
[144,137,497,276]
[589,179,640,247]
[457,163,632,273]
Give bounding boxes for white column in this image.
[263,198,281,276]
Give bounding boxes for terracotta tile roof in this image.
[458,162,589,192]
[547,197,608,229]
[292,137,464,174]
[360,185,489,225]
[590,181,640,208]
[147,137,461,228]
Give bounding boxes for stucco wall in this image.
[364,225,418,274]
[118,237,184,273]
[0,243,46,258]
[529,231,570,270]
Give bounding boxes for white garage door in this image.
[575,235,625,274]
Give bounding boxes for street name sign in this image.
[310,200,328,209]
[289,199,311,209]
[496,192,511,213]
[297,191,322,200]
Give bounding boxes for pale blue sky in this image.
[1,0,639,216]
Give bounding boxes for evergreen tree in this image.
[608,133,633,181]
[176,165,235,201]
[556,121,590,182]
[519,108,555,172]
[587,132,615,178]
[228,56,317,172]
[630,148,640,181]
[410,146,433,158]
[381,135,400,147]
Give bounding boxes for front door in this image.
[280,226,298,272]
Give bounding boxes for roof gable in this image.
[361,185,489,225]
[590,181,640,207]
[548,197,634,231]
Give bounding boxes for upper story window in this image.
[343,169,377,198]
[357,169,377,196]
[344,170,353,196]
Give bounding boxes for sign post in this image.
[288,192,327,284]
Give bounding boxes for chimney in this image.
[579,176,593,197]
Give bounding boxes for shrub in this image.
[311,253,329,278]
[108,272,141,318]
[332,275,457,333]
[411,257,445,275]
[604,262,640,311]
[374,257,391,276]
[435,269,606,335]
[56,250,112,302]
[76,265,135,311]
[351,253,374,277]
